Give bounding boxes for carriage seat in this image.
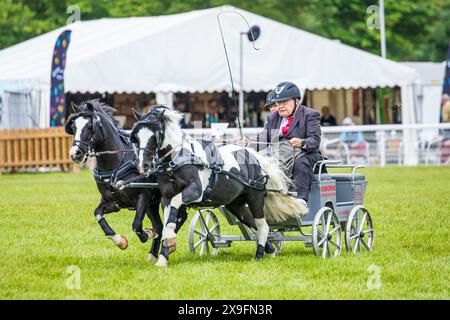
[312,173,333,181]
[329,173,365,181]
[312,173,365,181]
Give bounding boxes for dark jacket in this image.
[256,105,322,154]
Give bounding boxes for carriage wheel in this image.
[312,207,342,258]
[188,209,221,256]
[273,239,283,254]
[345,205,374,253]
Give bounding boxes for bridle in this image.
[132,119,186,173]
[71,114,104,159]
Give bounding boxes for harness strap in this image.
[93,160,139,185]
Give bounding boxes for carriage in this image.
[187,159,374,259]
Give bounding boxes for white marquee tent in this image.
[0,5,421,163]
[0,5,420,118]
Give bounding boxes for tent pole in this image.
[379,0,387,59]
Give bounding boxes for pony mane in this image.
[81,99,120,128]
[139,104,184,148]
[142,104,184,126]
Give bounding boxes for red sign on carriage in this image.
[320,184,336,197]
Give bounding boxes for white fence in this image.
[184,123,450,167]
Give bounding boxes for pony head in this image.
[65,100,116,164]
[130,105,184,176]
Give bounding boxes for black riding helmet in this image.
[264,90,275,108]
[271,81,301,102]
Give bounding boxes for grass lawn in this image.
[0,166,449,299]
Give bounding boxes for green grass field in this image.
[0,166,449,299]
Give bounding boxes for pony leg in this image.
[94,201,127,249]
[225,200,268,259]
[154,203,187,265]
[175,205,188,233]
[225,200,257,230]
[162,194,184,251]
[254,218,270,260]
[247,193,270,260]
[156,185,201,267]
[145,202,163,262]
[156,196,180,268]
[132,194,150,243]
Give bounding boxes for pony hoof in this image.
[109,234,128,250]
[155,255,168,267]
[147,253,157,262]
[145,228,158,239]
[264,242,276,255]
[255,244,265,260]
[138,232,149,243]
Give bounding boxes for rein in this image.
[155,142,183,165]
[88,148,136,157]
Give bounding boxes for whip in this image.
[216,11,260,139]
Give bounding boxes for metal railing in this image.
[1,124,448,174]
[184,123,450,167]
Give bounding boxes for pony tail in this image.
[248,150,308,224]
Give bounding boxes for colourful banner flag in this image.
[49,30,71,127]
[440,42,450,123]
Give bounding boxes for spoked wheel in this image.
[269,231,284,255]
[312,207,342,258]
[188,209,221,256]
[272,240,283,254]
[345,205,374,253]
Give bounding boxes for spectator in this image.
[320,106,337,126]
[205,99,220,127]
[442,94,450,123]
[142,98,157,114]
[257,99,270,127]
[175,101,191,128]
[339,117,367,164]
[440,94,450,163]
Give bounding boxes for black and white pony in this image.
[130,105,307,267]
[65,100,187,261]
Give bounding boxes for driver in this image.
[251,81,323,208]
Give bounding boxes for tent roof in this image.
[0,5,419,93]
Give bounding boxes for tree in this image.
[0,0,449,62]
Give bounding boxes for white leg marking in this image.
[108,234,122,245]
[155,254,168,267]
[255,218,270,247]
[147,253,157,262]
[161,194,182,241]
[170,193,183,209]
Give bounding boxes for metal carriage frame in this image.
[187,160,374,259]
